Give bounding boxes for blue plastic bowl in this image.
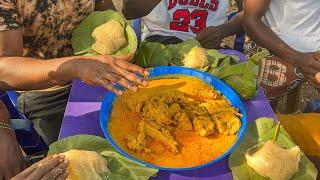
[100,66,247,171]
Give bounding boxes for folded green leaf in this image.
[101,151,158,180]
[207,50,268,100]
[228,118,318,180]
[134,41,171,68]
[168,39,201,66]
[71,10,137,56]
[48,135,158,180]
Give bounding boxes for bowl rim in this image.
[100,66,248,171]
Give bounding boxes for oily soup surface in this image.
[108,77,238,168]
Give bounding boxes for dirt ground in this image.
[112,0,319,113]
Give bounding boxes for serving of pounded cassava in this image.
[108,77,242,168]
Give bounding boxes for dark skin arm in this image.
[0,100,25,179]
[0,30,149,93]
[243,0,320,85]
[122,0,161,20]
[196,0,244,49]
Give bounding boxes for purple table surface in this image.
[59,50,276,180]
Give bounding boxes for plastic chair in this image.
[0,91,48,155]
[132,12,245,52]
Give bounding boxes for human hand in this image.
[195,26,224,49]
[71,55,149,95]
[0,101,25,180]
[294,52,320,87]
[313,51,320,84]
[12,154,68,180]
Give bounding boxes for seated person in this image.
[0,2,148,178]
[0,54,148,179]
[0,0,128,148]
[243,0,320,100]
[123,0,243,49]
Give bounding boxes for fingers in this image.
[55,171,68,180]
[100,81,124,95]
[27,154,65,180]
[112,61,149,87]
[40,159,68,180]
[105,73,138,92]
[15,162,38,179]
[115,54,134,62]
[114,58,149,76]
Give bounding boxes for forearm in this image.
[0,56,82,91]
[243,16,299,64]
[219,11,244,38]
[122,0,161,19]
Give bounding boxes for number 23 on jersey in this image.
[168,0,220,33]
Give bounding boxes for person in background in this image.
[243,0,320,106]
[122,0,243,49]
[0,0,148,179]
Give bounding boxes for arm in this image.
[243,0,297,62]
[243,0,320,85]
[0,100,24,179]
[122,0,161,20]
[195,2,244,49]
[0,30,149,94]
[220,11,243,38]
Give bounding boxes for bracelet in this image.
[0,122,11,128]
[0,123,14,132]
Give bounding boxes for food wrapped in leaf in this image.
[245,140,301,180]
[228,118,318,180]
[182,47,209,68]
[63,149,108,180]
[133,38,267,100]
[71,10,137,57]
[48,135,158,180]
[133,41,172,68]
[92,20,126,55]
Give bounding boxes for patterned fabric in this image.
[0,0,95,59]
[244,39,305,103]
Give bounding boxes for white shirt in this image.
[263,0,320,52]
[141,0,230,41]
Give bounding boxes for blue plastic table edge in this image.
[100,66,248,171]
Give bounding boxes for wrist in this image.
[0,126,15,138]
[55,56,82,83]
[213,24,230,39]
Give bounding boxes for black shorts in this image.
[17,85,71,145]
